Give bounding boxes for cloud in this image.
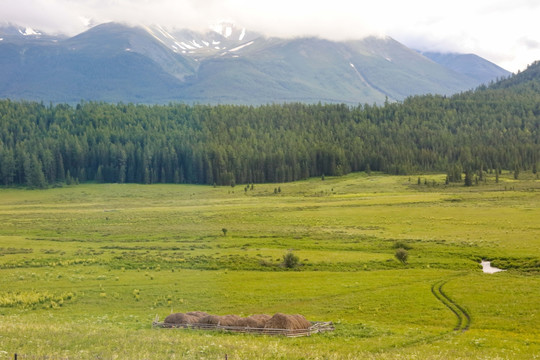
[2,0,540,71]
[519,37,540,50]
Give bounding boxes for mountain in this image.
[420,51,510,85]
[0,22,511,105]
[0,24,66,44]
[0,23,196,103]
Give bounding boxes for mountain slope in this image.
[178,37,389,104]
[421,52,511,85]
[0,22,512,104]
[344,37,480,100]
[0,23,195,103]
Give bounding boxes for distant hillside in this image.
[489,60,540,91]
[421,52,511,85]
[0,22,511,105]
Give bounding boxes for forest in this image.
[0,63,539,188]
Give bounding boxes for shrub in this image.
[395,248,409,264]
[282,251,300,269]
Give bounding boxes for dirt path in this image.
[431,278,471,331]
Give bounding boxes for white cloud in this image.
[2,0,539,71]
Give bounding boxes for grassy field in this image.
[0,172,538,359]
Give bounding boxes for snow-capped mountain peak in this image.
[209,21,248,41]
[210,21,234,38]
[19,27,41,36]
[143,22,258,59]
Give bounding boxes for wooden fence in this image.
[152,318,335,338]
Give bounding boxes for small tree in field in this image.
[282,251,300,269]
[395,248,408,264]
[221,228,228,236]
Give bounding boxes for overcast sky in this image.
[3,0,540,72]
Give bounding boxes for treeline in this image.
[0,79,539,188]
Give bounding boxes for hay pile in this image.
[264,313,311,330]
[163,312,310,330]
[235,314,272,328]
[164,312,199,325]
[219,315,242,326]
[197,314,221,325]
[198,314,241,326]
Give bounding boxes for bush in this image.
[395,248,409,264]
[282,251,300,269]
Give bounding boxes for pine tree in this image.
[25,155,47,189]
[464,170,473,187]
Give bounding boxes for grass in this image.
[0,171,538,359]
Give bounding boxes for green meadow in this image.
[0,172,538,359]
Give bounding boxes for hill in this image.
[421,51,510,84]
[489,60,540,91]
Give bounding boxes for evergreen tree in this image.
[24,155,47,189]
[464,170,473,187]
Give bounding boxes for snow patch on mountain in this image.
[210,21,236,38]
[143,25,167,45]
[229,41,254,52]
[156,25,175,40]
[180,42,195,50]
[19,27,41,36]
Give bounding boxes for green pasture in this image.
[0,172,538,359]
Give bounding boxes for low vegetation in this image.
[0,172,538,359]
[394,248,409,264]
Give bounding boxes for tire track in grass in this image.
[431,278,471,331]
[372,275,472,355]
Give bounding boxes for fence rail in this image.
[152,319,335,338]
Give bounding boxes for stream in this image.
[481,260,506,274]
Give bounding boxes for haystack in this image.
[248,314,272,328]
[218,314,242,326]
[233,314,271,328]
[264,313,311,330]
[197,314,241,326]
[197,315,221,325]
[164,312,199,325]
[233,316,264,328]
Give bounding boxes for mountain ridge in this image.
[0,22,511,105]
